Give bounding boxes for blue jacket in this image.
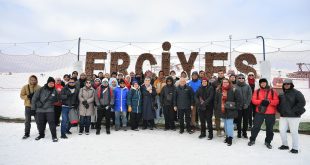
[127,87,143,113]
[188,79,201,94]
[113,87,129,112]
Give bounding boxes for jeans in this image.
[80,116,91,132]
[223,119,234,138]
[115,111,127,127]
[279,117,300,150]
[61,106,71,135]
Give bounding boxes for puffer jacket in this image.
[31,84,58,113]
[114,86,129,112]
[252,88,279,115]
[278,87,306,117]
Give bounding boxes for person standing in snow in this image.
[248,78,279,149]
[154,70,165,124]
[54,77,64,126]
[277,79,306,154]
[31,77,59,142]
[235,74,252,138]
[95,78,114,135]
[20,75,41,139]
[113,79,129,131]
[195,77,214,140]
[78,79,95,135]
[141,77,157,130]
[214,78,241,146]
[60,77,79,139]
[127,80,143,131]
[174,77,195,134]
[188,71,201,130]
[247,72,256,128]
[160,76,177,131]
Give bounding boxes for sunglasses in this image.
[283,83,291,85]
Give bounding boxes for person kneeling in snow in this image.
[31,77,59,142]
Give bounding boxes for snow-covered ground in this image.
[0,122,309,165]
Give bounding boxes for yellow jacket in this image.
[20,76,41,107]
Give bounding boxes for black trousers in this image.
[24,106,37,136]
[96,106,111,131]
[130,113,142,130]
[54,106,62,126]
[237,108,249,135]
[80,116,91,132]
[143,120,154,128]
[36,112,57,138]
[248,103,256,127]
[250,113,275,143]
[178,109,191,131]
[163,105,176,129]
[198,108,213,135]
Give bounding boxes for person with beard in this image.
[247,72,256,128]
[248,78,279,149]
[195,77,215,140]
[95,78,114,134]
[212,70,226,137]
[31,77,59,142]
[60,77,79,139]
[141,77,157,130]
[278,79,306,154]
[188,71,201,130]
[127,81,143,131]
[113,79,129,131]
[235,74,252,138]
[76,73,87,89]
[174,77,195,134]
[169,70,179,84]
[20,75,41,139]
[54,77,64,127]
[214,78,241,146]
[78,79,95,135]
[160,76,177,131]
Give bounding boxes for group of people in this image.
[20,69,306,154]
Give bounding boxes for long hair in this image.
[217,78,232,92]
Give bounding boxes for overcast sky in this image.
[1,0,309,42]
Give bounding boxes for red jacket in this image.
[252,88,279,114]
[54,83,64,106]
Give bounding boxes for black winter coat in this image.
[174,85,195,109]
[278,88,306,117]
[195,85,214,111]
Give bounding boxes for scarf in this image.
[221,86,230,113]
[248,78,255,86]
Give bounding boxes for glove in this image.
[128,106,132,112]
[260,99,270,107]
[84,103,89,109]
[82,100,87,105]
[105,106,110,110]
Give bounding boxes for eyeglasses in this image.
[86,82,91,84]
[238,78,245,79]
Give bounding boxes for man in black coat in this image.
[278,79,306,154]
[195,77,214,139]
[174,77,195,134]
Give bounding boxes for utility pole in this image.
[229,35,232,68]
[256,36,266,61]
[78,37,81,61]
